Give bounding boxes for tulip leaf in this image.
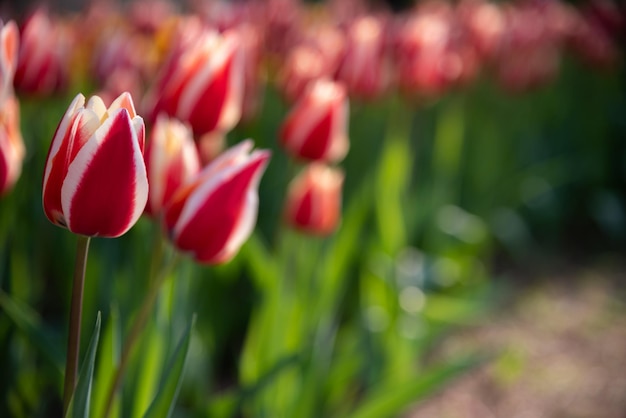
[91,307,121,418]
[0,290,64,374]
[65,312,102,418]
[346,354,488,418]
[142,314,195,418]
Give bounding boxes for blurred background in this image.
[0,0,624,417]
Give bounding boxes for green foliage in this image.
[65,312,101,418]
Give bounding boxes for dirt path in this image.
[409,266,626,418]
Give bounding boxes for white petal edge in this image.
[42,93,85,191]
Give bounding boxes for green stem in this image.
[101,243,178,418]
[63,234,91,414]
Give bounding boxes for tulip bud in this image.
[0,96,25,196]
[144,115,200,216]
[0,20,19,107]
[146,27,244,137]
[280,79,349,163]
[284,163,343,236]
[163,140,270,264]
[42,92,148,237]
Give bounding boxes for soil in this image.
[407,263,626,418]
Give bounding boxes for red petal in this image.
[298,108,333,160]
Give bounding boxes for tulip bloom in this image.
[144,115,200,216]
[146,26,244,137]
[163,140,270,264]
[14,9,72,95]
[336,16,390,99]
[0,96,25,195]
[42,92,148,237]
[280,79,349,163]
[284,163,343,236]
[0,20,18,106]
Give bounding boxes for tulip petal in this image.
[42,93,85,225]
[108,91,137,119]
[61,109,148,237]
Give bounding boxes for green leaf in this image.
[0,290,64,374]
[91,307,121,418]
[346,355,487,418]
[65,312,102,418]
[142,314,195,418]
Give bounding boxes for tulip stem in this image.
[101,241,178,418]
[62,234,91,415]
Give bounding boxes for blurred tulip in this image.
[42,92,148,237]
[0,20,18,107]
[277,45,332,103]
[14,9,72,96]
[494,3,561,92]
[144,115,200,216]
[280,79,349,163]
[146,26,244,137]
[284,163,344,235]
[458,0,505,60]
[569,7,619,68]
[0,96,25,195]
[163,140,270,264]
[336,16,390,99]
[395,3,479,97]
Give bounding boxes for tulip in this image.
[14,9,72,96]
[284,163,343,236]
[0,20,18,107]
[0,96,25,195]
[277,45,331,103]
[163,140,270,264]
[336,16,390,100]
[42,92,148,237]
[280,79,349,163]
[144,114,200,216]
[146,26,244,137]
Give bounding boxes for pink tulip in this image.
[284,163,343,236]
[0,96,25,195]
[280,79,349,163]
[146,26,244,137]
[0,20,18,106]
[144,115,200,216]
[42,92,148,237]
[163,140,270,264]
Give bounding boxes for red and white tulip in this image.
[280,79,349,163]
[163,140,270,264]
[284,163,344,236]
[146,26,244,137]
[14,9,73,96]
[42,92,148,237]
[144,114,200,216]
